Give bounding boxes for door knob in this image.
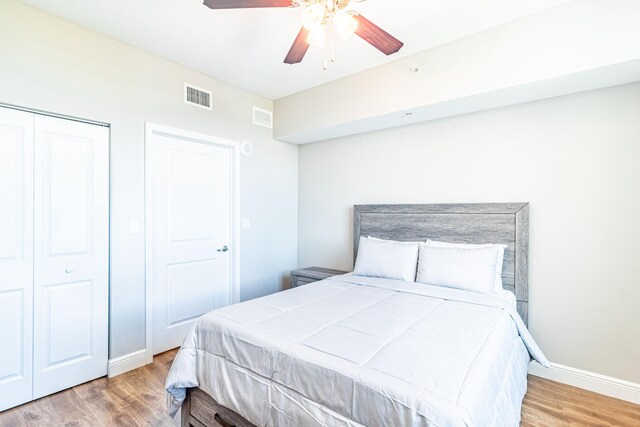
[217,245,229,252]
[65,267,74,274]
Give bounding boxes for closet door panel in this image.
[33,115,109,399]
[0,107,34,411]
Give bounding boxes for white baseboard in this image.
[108,349,149,378]
[529,361,640,405]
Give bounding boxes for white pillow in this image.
[425,239,507,293]
[353,236,419,281]
[416,243,503,294]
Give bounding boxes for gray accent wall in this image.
[298,82,640,385]
[0,0,298,359]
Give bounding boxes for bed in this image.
[166,203,548,427]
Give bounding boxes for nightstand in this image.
[290,267,349,288]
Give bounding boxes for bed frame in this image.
[180,202,530,427]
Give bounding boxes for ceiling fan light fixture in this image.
[306,24,326,48]
[201,0,403,65]
[333,9,357,39]
[301,3,325,29]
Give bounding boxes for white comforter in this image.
[166,275,549,426]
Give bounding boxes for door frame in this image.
[144,122,241,362]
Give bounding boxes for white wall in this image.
[0,0,298,359]
[298,82,640,384]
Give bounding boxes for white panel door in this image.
[33,115,109,398]
[0,107,34,411]
[150,132,231,355]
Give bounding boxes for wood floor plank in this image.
[522,375,640,426]
[1,349,638,426]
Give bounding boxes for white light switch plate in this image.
[241,218,251,229]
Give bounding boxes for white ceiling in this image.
[19,0,572,100]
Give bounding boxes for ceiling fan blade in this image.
[353,14,404,55]
[203,0,292,9]
[284,27,310,64]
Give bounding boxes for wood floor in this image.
[521,375,640,426]
[0,351,179,427]
[1,349,639,426]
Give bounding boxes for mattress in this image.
[166,275,549,426]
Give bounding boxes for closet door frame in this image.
[0,102,110,406]
[144,122,241,363]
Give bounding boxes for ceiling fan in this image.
[203,0,404,65]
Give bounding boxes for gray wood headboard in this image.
[353,203,529,324]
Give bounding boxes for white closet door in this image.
[0,107,34,411]
[33,115,109,398]
[150,132,231,355]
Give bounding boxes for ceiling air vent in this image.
[253,107,273,129]
[184,83,212,110]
